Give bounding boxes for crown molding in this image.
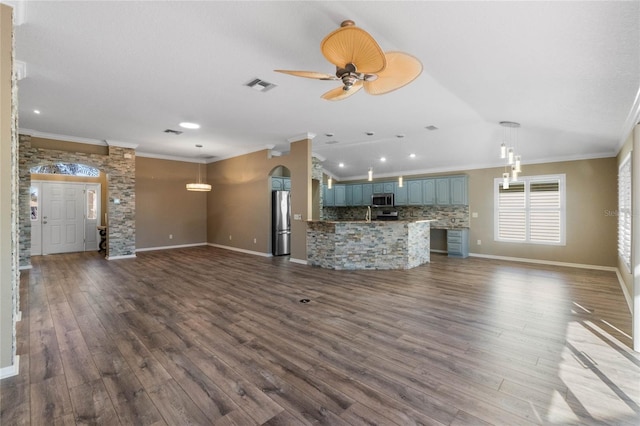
[287,132,316,143]
[19,129,107,146]
[104,139,139,149]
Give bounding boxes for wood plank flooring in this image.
[1,246,639,425]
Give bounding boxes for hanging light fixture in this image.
[398,176,403,188]
[368,167,373,181]
[327,176,333,189]
[186,145,212,192]
[498,121,522,187]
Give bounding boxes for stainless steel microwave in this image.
[371,193,394,207]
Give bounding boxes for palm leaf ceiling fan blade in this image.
[274,70,338,80]
[275,20,421,101]
[321,23,386,73]
[321,81,364,101]
[364,51,423,95]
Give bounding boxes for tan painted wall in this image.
[467,157,617,266]
[206,139,312,262]
[135,157,207,249]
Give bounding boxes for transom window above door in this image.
[30,163,99,177]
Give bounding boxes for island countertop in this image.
[306,220,431,270]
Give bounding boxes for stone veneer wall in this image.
[307,220,430,270]
[324,205,470,228]
[18,134,136,266]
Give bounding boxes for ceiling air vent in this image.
[425,125,439,131]
[246,78,277,92]
[164,129,183,135]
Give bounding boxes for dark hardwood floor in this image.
[1,246,638,425]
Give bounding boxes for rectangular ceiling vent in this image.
[246,78,277,92]
[164,129,183,135]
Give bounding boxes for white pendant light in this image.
[398,176,403,188]
[186,145,212,192]
[368,167,373,181]
[498,121,522,189]
[502,172,510,189]
[327,176,333,189]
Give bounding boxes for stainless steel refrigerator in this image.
[272,190,291,256]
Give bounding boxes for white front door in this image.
[42,182,85,255]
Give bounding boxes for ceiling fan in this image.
[275,20,423,101]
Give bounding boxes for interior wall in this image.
[18,135,136,265]
[467,157,618,267]
[206,138,312,262]
[136,157,207,249]
[0,3,18,374]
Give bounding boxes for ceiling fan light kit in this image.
[275,20,422,100]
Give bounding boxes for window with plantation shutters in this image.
[494,174,565,245]
[618,154,631,272]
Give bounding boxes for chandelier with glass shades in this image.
[499,121,521,189]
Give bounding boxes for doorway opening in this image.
[30,163,107,255]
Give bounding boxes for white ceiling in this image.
[10,1,640,180]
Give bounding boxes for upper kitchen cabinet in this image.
[435,178,450,205]
[323,185,335,206]
[362,184,373,206]
[333,184,347,206]
[350,184,364,206]
[394,182,408,205]
[449,176,468,205]
[271,177,291,191]
[407,180,424,205]
[373,182,395,194]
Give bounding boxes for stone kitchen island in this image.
[306,220,431,270]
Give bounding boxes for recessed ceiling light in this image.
[33,109,40,114]
[179,122,200,129]
[339,163,345,168]
[409,153,416,158]
[380,157,386,162]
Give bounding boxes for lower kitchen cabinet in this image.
[447,229,469,258]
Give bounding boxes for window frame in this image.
[618,153,632,273]
[494,174,566,246]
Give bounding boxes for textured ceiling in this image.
[11,1,640,180]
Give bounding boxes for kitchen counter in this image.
[306,220,432,270]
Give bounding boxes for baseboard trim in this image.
[289,258,308,265]
[207,243,272,258]
[0,355,19,380]
[105,254,137,261]
[136,243,207,253]
[468,252,617,272]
